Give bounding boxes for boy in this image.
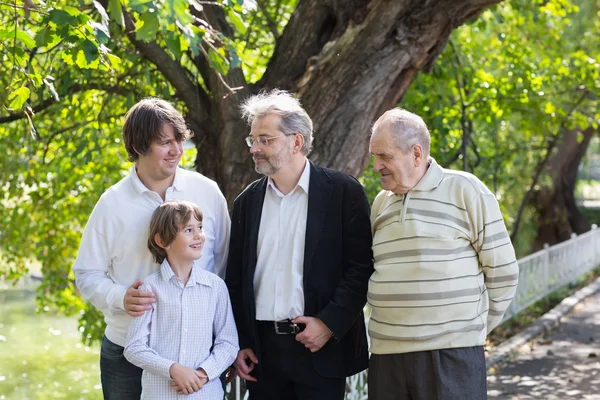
[124,200,238,399]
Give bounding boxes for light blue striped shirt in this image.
[124,260,239,399]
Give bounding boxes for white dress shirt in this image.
[254,159,310,321]
[73,166,230,346]
[124,261,239,400]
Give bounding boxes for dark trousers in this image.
[246,322,346,400]
[100,335,143,400]
[368,346,487,400]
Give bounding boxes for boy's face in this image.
[136,124,184,184]
[164,215,205,264]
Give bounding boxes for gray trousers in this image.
[368,346,487,400]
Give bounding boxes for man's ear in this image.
[412,144,424,167]
[154,233,169,249]
[293,134,305,154]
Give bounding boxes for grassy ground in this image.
[0,285,102,400]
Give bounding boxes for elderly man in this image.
[226,89,373,399]
[367,108,519,400]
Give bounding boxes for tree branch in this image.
[511,89,590,242]
[258,0,370,90]
[122,10,211,119]
[0,82,132,124]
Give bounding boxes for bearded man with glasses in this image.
[225,89,374,399]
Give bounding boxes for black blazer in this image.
[225,162,374,379]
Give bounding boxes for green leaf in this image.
[227,9,246,35]
[226,43,241,69]
[166,32,181,58]
[35,27,52,47]
[7,87,31,109]
[135,12,159,42]
[16,30,36,49]
[49,9,78,26]
[208,48,230,75]
[107,0,124,27]
[82,39,100,64]
[105,53,121,69]
[61,51,74,66]
[89,21,110,42]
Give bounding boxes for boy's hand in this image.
[169,363,206,395]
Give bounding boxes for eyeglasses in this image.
[245,135,286,148]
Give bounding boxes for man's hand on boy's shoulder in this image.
[170,363,207,395]
[124,280,155,317]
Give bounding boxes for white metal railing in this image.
[502,224,600,322]
[225,225,600,399]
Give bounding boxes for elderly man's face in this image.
[369,128,420,195]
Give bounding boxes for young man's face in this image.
[248,114,293,176]
[164,214,205,264]
[137,124,183,183]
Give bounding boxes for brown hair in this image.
[147,200,204,264]
[122,98,191,161]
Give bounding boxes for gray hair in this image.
[372,108,431,157]
[241,89,314,155]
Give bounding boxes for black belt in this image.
[258,319,305,335]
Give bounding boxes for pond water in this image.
[0,285,102,399]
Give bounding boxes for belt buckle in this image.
[274,321,299,335]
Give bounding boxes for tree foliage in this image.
[362,0,599,255]
[1,0,597,344]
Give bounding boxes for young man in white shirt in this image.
[125,200,238,399]
[73,98,230,399]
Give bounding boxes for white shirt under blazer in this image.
[254,160,310,321]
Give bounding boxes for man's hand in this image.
[293,316,332,353]
[170,364,206,395]
[234,348,258,382]
[124,280,155,317]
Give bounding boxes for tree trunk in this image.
[532,127,596,251]
[186,0,502,202]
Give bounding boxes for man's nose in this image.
[373,160,384,172]
[249,143,260,154]
[171,142,183,155]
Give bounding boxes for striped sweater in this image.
[368,158,519,355]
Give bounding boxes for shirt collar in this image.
[411,157,443,191]
[266,158,311,197]
[129,164,185,195]
[386,156,443,198]
[159,259,213,287]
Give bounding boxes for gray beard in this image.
[254,151,291,176]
